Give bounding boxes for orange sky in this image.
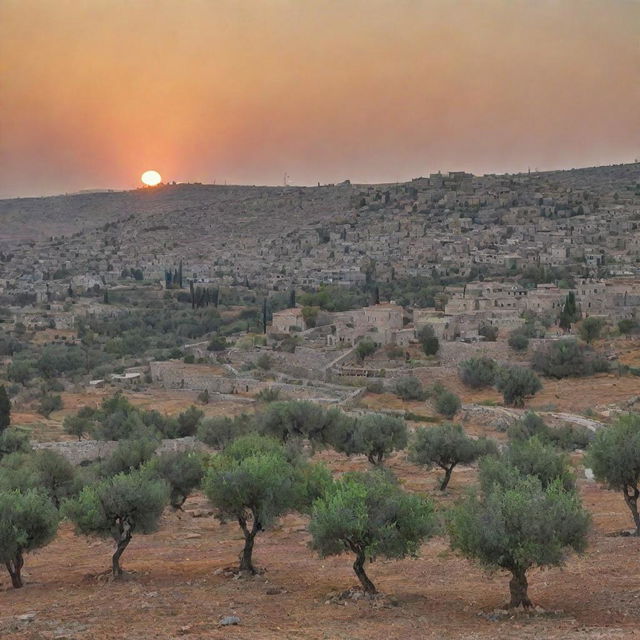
[1,0,639,197]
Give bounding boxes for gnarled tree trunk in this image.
[623,484,640,536]
[112,518,133,577]
[439,463,456,490]
[509,567,532,608]
[5,551,24,589]
[238,512,260,574]
[352,549,376,594]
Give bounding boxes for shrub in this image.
[196,414,254,449]
[100,437,158,477]
[578,317,605,344]
[508,330,529,352]
[37,393,63,418]
[65,469,169,576]
[328,413,408,465]
[197,389,210,404]
[0,489,59,588]
[310,470,436,594]
[508,411,592,451]
[479,436,575,493]
[355,338,377,361]
[255,387,281,403]
[256,353,273,370]
[257,400,331,445]
[532,339,609,378]
[152,450,204,509]
[410,423,497,490]
[495,366,542,407]
[417,325,439,356]
[207,335,228,351]
[458,356,498,389]
[448,472,589,607]
[587,413,640,535]
[478,324,498,342]
[63,406,96,441]
[434,390,461,419]
[0,428,31,461]
[394,376,425,401]
[618,319,638,335]
[458,357,498,389]
[173,406,204,438]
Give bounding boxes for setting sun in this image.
[141,170,162,186]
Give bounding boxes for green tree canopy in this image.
[203,435,315,573]
[410,423,496,490]
[65,469,169,576]
[0,489,59,588]
[588,413,640,535]
[448,472,589,608]
[495,366,542,407]
[309,470,436,594]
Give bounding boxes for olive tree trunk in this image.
[238,513,260,573]
[112,518,133,577]
[5,551,24,589]
[623,484,640,536]
[352,549,376,594]
[509,567,532,608]
[439,463,456,490]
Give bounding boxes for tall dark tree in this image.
[0,385,10,431]
[289,288,296,308]
[189,281,195,309]
[262,298,268,334]
[178,260,183,288]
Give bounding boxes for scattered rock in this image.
[220,616,240,626]
[184,533,201,539]
[17,613,36,622]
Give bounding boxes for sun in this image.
[141,170,162,186]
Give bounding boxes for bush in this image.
[309,470,436,594]
[207,335,228,351]
[618,319,638,335]
[0,489,59,588]
[65,470,169,576]
[588,413,640,535]
[410,423,496,490]
[448,472,589,607]
[100,437,158,477]
[508,330,529,352]
[478,324,498,342]
[434,390,461,419]
[196,414,254,449]
[37,393,63,418]
[417,325,439,356]
[328,413,408,465]
[394,376,425,401]
[255,387,281,403]
[257,400,332,445]
[0,428,31,461]
[508,411,592,451]
[256,353,273,370]
[532,339,609,378]
[355,338,377,361]
[495,366,542,407]
[458,357,498,389]
[152,450,204,509]
[479,436,575,492]
[578,317,605,344]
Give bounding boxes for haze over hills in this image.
[0,162,638,244]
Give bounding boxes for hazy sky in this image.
[1,0,639,197]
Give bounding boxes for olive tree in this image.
[64,470,169,577]
[0,489,59,588]
[152,449,204,509]
[309,470,436,594]
[327,412,407,466]
[479,436,576,493]
[410,423,496,490]
[588,413,640,535]
[495,365,542,407]
[202,435,306,573]
[458,356,497,389]
[257,400,331,445]
[448,472,589,608]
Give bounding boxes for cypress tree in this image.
[262,298,268,334]
[0,385,10,431]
